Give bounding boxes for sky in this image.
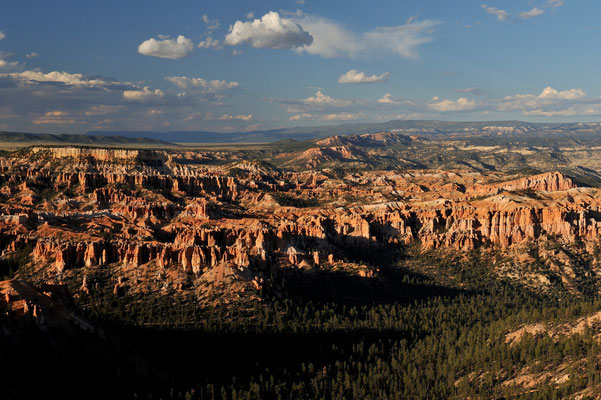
[1,0,600,134]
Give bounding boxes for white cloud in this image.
[428,96,478,112]
[246,12,254,19]
[198,36,221,49]
[302,90,334,104]
[548,0,564,7]
[202,15,220,31]
[165,76,239,93]
[296,0,306,5]
[456,87,482,95]
[294,15,438,58]
[301,90,352,107]
[216,113,253,121]
[363,21,439,59]
[499,87,586,110]
[26,52,39,59]
[291,15,359,57]
[1,70,116,87]
[32,111,77,125]
[481,4,509,21]
[84,105,125,116]
[338,69,390,84]
[519,7,544,19]
[289,113,313,120]
[376,94,416,107]
[183,112,204,121]
[495,86,601,117]
[0,65,250,133]
[0,58,19,70]
[524,104,601,117]
[539,86,584,100]
[280,90,358,117]
[123,87,165,102]
[321,112,361,121]
[0,31,5,40]
[378,94,396,104]
[138,35,194,59]
[224,11,313,49]
[187,112,252,121]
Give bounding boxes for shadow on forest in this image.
[2,313,420,400]
[265,264,467,307]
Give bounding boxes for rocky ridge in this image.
[1,142,600,301]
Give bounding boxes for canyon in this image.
[1,136,601,305]
[5,132,601,398]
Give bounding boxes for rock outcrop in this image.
[2,143,600,298]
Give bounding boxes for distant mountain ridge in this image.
[0,131,174,146]
[88,120,601,143]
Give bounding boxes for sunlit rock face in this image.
[2,137,601,297]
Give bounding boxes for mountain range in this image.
[88,120,601,143]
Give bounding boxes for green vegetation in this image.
[35,251,601,399]
[271,192,320,208]
[0,245,32,279]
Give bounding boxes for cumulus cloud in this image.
[246,12,254,19]
[291,15,359,57]
[320,112,361,121]
[0,31,5,40]
[291,111,361,122]
[26,52,39,59]
[481,4,510,21]
[32,111,77,125]
[123,87,165,102]
[198,36,221,49]
[202,15,220,31]
[0,56,19,70]
[493,86,601,117]
[338,69,390,84]
[165,76,239,93]
[0,65,250,133]
[428,96,478,112]
[519,7,544,19]
[301,90,352,107]
[278,90,362,119]
[539,87,585,100]
[499,86,585,110]
[302,90,335,105]
[0,67,138,130]
[289,113,313,120]
[281,88,428,123]
[524,104,601,117]
[378,94,397,104]
[84,105,125,116]
[224,11,313,49]
[216,113,253,121]
[293,15,438,58]
[376,94,415,106]
[0,70,121,88]
[138,35,194,59]
[225,12,436,59]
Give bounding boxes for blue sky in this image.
[1,0,600,134]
